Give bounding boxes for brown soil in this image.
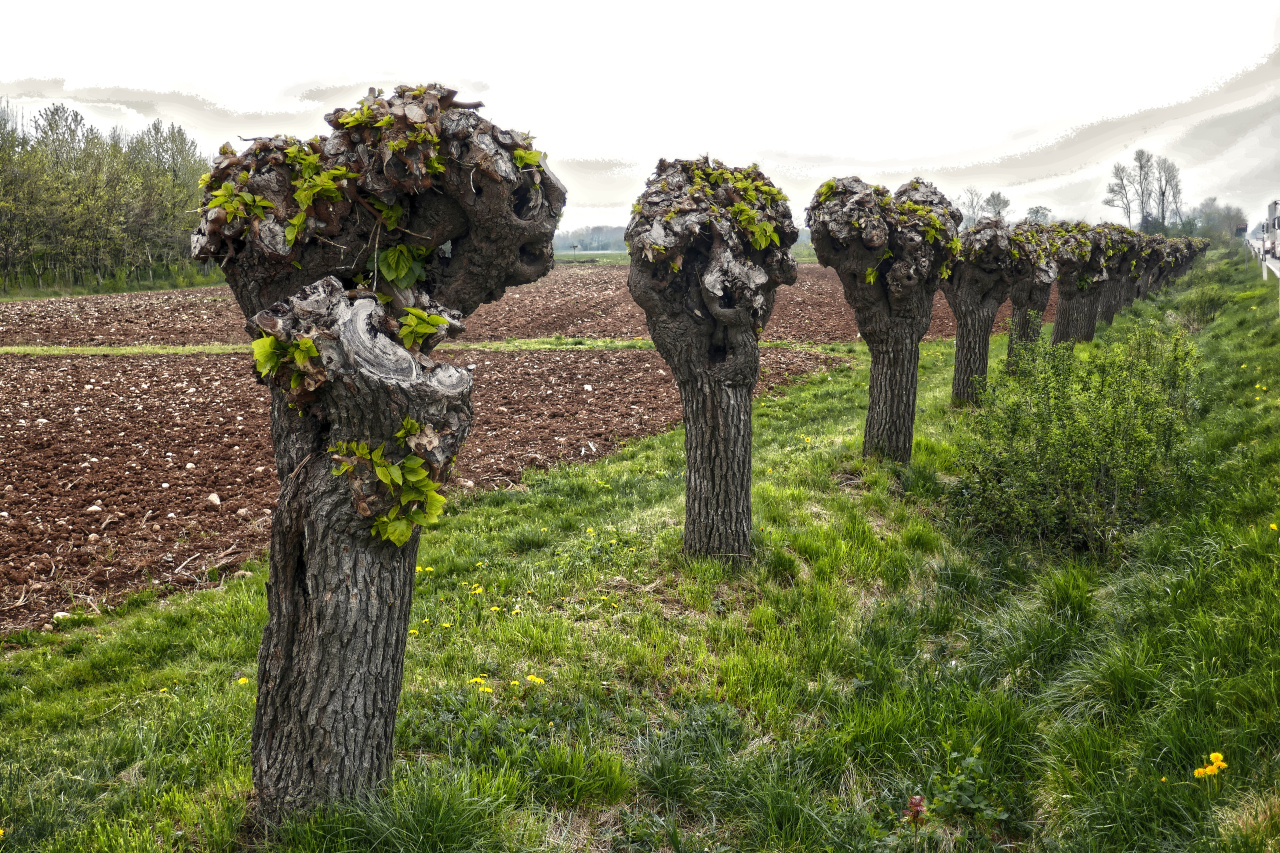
[460,264,1058,343]
[0,348,845,631]
[0,287,250,346]
[0,266,1058,348]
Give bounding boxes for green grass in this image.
[553,252,630,266]
[4,246,1280,851]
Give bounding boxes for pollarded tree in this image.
[941,217,1016,403]
[1048,222,1105,347]
[625,157,797,561]
[1071,223,1132,343]
[190,84,564,820]
[1094,226,1145,331]
[808,177,962,462]
[1135,235,1169,300]
[1006,222,1058,367]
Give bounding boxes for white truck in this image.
[1267,200,1280,256]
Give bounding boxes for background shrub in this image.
[952,323,1199,552]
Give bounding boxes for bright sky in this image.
[3,0,1279,229]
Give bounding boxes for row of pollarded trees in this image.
[629,166,1210,563]
[188,76,1209,821]
[946,220,1209,405]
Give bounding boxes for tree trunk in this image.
[1072,287,1102,342]
[1007,281,1053,367]
[1051,288,1077,345]
[674,364,755,560]
[945,291,1001,404]
[864,328,921,463]
[1096,280,1123,327]
[245,280,472,821]
[633,265,767,563]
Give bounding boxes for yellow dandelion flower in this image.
[415,566,423,573]
[479,686,493,693]
[1161,776,1167,782]
[526,674,545,684]
[541,528,548,532]
[471,587,484,595]
[490,606,501,611]
[409,629,419,635]
[1194,767,1206,778]
[1204,764,1219,776]
[422,618,430,624]
[511,680,520,686]
[425,566,434,572]
[160,688,167,693]
[468,677,485,684]
[1271,525,1277,531]
[441,623,452,628]
[238,677,249,685]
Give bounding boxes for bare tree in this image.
[626,158,797,561]
[808,177,962,462]
[961,186,984,228]
[1025,205,1052,224]
[1133,149,1155,230]
[1152,156,1182,228]
[1163,159,1185,225]
[191,84,564,820]
[1103,162,1136,226]
[981,190,1011,220]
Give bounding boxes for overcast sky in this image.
[3,0,1279,230]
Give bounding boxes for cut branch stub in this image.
[191,83,566,324]
[625,157,797,560]
[252,276,471,490]
[807,176,962,462]
[942,217,1015,403]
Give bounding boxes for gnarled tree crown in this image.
[806,177,962,334]
[191,83,566,323]
[955,217,1015,285]
[1009,222,1059,288]
[625,156,798,332]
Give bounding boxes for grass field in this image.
[3,247,1280,851]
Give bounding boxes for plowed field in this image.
[0,265,1058,347]
[0,348,845,631]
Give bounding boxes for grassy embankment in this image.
[3,247,1280,851]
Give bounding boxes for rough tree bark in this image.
[808,177,962,462]
[190,84,565,820]
[625,158,797,561]
[1006,222,1058,368]
[941,217,1015,403]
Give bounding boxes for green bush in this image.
[952,323,1198,552]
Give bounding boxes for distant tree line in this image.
[552,225,626,252]
[0,102,208,292]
